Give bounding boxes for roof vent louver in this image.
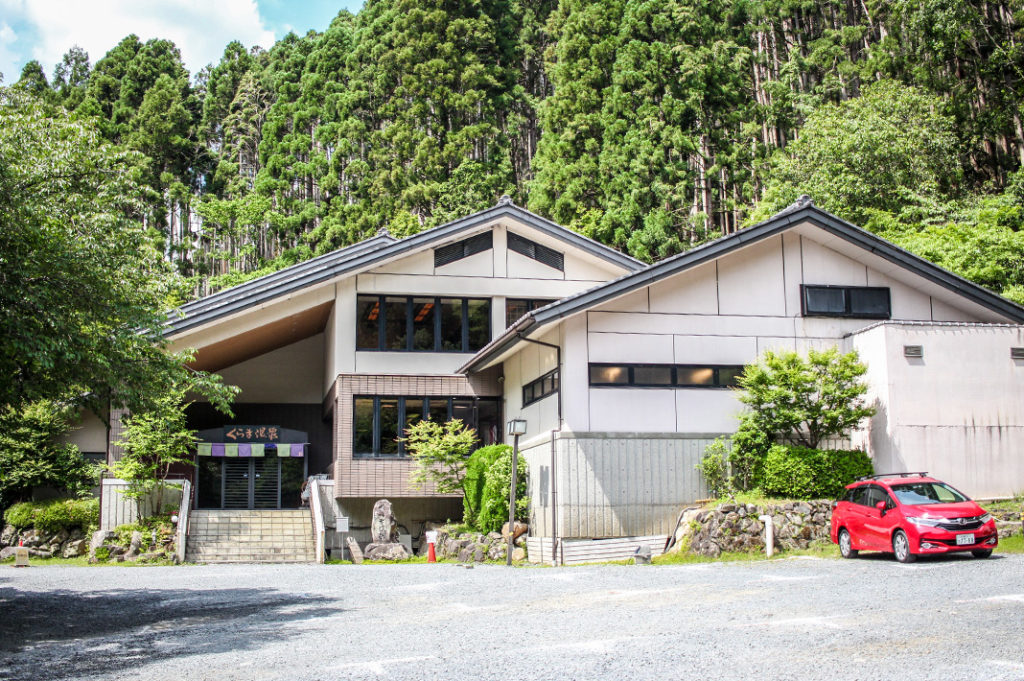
[903,345,924,359]
[434,231,493,268]
[508,231,564,271]
[1011,347,1024,360]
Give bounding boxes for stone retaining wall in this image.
[0,524,89,559]
[417,525,528,563]
[675,502,1023,558]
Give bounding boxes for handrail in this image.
[175,479,192,564]
[309,478,327,564]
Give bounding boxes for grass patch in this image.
[654,542,838,566]
[2,555,176,567]
[998,534,1023,553]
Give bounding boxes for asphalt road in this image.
[2,554,1023,681]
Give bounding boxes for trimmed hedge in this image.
[762,446,873,499]
[4,498,100,534]
[463,444,510,526]
[477,449,528,533]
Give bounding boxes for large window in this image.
[353,396,502,458]
[588,363,744,389]
[506,298,555,328]
[801,285,891,319]
[357,295,491,352]
[523,369,559,406]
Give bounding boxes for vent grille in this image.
[1012,347,1024,360]
[508,231,564,271]
[904,345,924,358]
[434,232,493,267]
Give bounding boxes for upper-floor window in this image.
[434,232,493,268]
[523,369,559,406]
[801,285,891,319]
[356,295,490,352]
[508,232,564,271]
[588,363,744,389]
[505,298,555,328]
[353,395,501,458]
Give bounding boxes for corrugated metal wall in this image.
[525,433,717,539]
[100,480,183,531]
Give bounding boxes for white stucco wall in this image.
[849,323,1024,498]
[563,230,1000,435]
[61,409,108,453]
[218,333,325,403]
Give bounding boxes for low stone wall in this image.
[417,525,528,563]
[992,508,1022,538]
[0,524,89,559]
[675,501,833,557]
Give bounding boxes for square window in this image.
[676,367,714,386]
[804,287,846,315]
[356,296,380,350]
[849,288,890,317]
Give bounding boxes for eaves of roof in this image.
[458,201,1024,373]
[164,200,643,337]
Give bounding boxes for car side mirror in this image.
[875,500,887,515]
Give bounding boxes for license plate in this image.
[956,533,975,546]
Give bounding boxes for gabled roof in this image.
[164,198,643,336]
[459,198,1024,373]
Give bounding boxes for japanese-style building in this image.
[75,196,1024,561]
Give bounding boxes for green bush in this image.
[463,444,510,526]
[697,439,731,498]
[762,446,873,499]
[477,449,528,533]
[4,498,99,534]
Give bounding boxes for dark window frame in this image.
[522,369,559,407]
[588,363,745,389]
[434,232,493,267]
[356,295,491,353]
[505,298,556,329]
[508,232,565,271]
[801,285,891,319]
[353,395,502,459]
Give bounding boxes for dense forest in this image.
[7,0,1024,303]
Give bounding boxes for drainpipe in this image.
[516,334,561,566]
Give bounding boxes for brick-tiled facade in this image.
[332,370,502,497]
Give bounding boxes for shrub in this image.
[4,498,100,534]
[762,445,874,499]
[697,439,731,498]
[477,449,528,533]
[463,444,510,526]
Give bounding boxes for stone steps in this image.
[185,510,315,563]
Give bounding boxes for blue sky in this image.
[0,0,365,85]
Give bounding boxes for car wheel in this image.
[838,529,858,559]
[892,530,916,563]
[971,549,993,559]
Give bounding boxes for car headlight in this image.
[979,513,992,524]
[906,516,943,527]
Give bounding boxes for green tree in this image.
[112,390,198,517]
[14,60,52,99]
[0,401,98,510]
[403,418,478,498]
[752,81,962,227]
[477,448,528,533]
[0,90,233,419]
[737,347,875,451]
[52,46,91,109]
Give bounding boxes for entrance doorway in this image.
[196,457,306,509]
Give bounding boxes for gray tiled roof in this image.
[459,200,1024,373]
[164,200,643,336]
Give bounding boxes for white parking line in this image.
[327,655,437,675]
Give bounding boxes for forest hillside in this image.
[8,0,1024,304]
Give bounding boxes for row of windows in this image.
[802,285,891,319]
[353,396,501,458]
[588,364,744,389]
[523,369,559,406]
[356,296,490,353]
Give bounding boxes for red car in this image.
[830,473,998,563]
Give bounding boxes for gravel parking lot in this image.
[2,554,1023,681]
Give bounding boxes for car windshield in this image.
[890,482,968,505]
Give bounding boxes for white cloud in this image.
[0,21,19,84]
[21,0,276,79]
